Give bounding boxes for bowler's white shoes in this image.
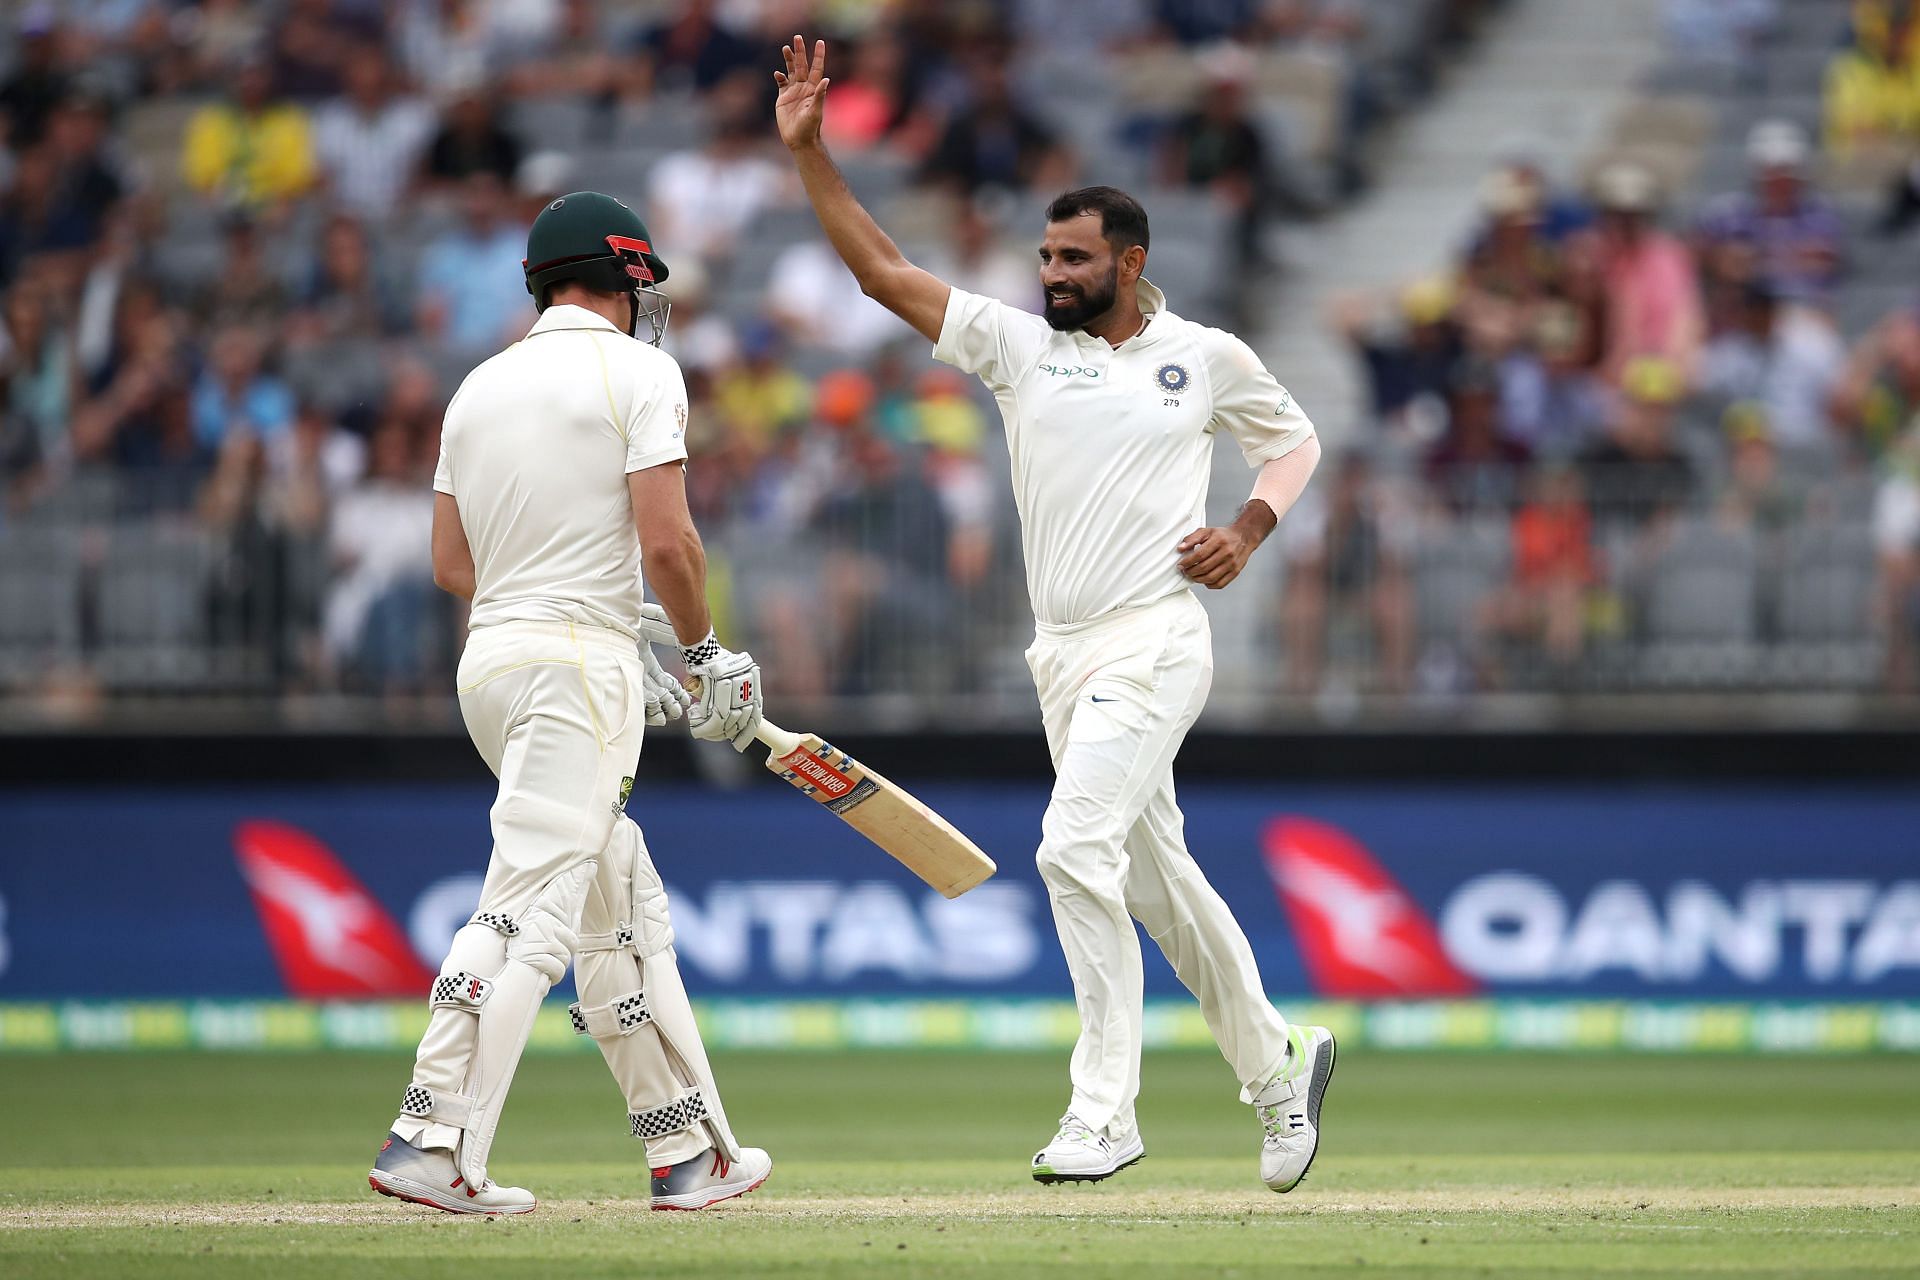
[368,1131,537,1215]
[1032,1113,1145,1184]
[1256,1025,1338,1193]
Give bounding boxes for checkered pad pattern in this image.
[680,632,721,668]
[430,971,493,1009]
[472,911,520,936]
[401,1084,434,1117]
[630,1091,709,1139]
[568,991,650,1036]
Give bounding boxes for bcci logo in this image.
[1155,363,1190,395]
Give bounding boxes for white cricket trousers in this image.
[1027,591,1292,1137]
[399,619,724,1168]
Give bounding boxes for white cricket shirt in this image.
[433,304,689,639]
[934,279,1315,626]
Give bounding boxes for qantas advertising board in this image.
[1,785,1917,1000]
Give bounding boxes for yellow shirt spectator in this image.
[181,99,317,206]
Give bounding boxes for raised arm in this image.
[774,36,949,343]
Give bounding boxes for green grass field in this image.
[1,1049,1915,1277]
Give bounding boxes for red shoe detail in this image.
[651,1167,671,1179]
[380,1139,392,1153]
[449,1176,463,1189]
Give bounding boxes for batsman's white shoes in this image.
[650,1145,772,1210]
[368,1132,537,1215]
[1256,1025,1338,1193]
[1031,1113,1145,1184]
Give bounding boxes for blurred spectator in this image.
[1720,402,1798,534]
[38,92,127,256]
[394,0,495,97]
[817,429,955,695]
[1329,277,1463,429]
[190,326,294,452]
[1695,121,1845,300]
[1425,358,1531,510]
[1663,0,1779,71]
[1483,465,1598,677]
[323,421,439,695]
[634,0,760,97]
[415,173,528,358]
[311,45,435,222]
[1831,304,1920,458]
[911,369,996,589]
[422,80,524,190]
[71,298,197,492]
[1825,0,1920,159]
[766,238,914,358]
[270,0,383,102]
[1160,45,1275,268]
[920,199,1039,313]
[716,323,811,457]
[1460,168,1560,310]
[1149,0,1266,45]
[658,259,738,376]
[1578,356,1696,525]
[1874,424,1920,689]
[1501,303,1608,459]
[1697,282,1845,450]
[199,212,292,329]
[648,82,789,264]
[180,58,317,210]
[823,30,924,153]
[0,10,70,150]
[919,51,1072,196]
[1591,161,1705,384]
[0,275,74,469]
[288,212,408,346]
[500,0,626,103]
[1279,451,1415,693]
[172,0,269,90]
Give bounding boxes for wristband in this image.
[680,630,721,668]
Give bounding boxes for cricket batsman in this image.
[774,38,1335,1191]
[367,191,773,1214]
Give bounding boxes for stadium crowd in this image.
[3,0,1915,721]
[1283,0,1920,699]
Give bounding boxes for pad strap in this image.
[630,1087,713,1141]
[471,911,520,936]
[575,923,637,954]
[568,989,652,1038]
[402,1083,476,1128]
[430,971,494,1010]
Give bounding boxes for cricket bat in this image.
[751,717,997,898]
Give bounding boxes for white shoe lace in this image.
[1053,1113,1097,1146]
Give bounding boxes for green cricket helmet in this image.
[522,191,673,344]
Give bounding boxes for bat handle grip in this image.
[754,717,803,757]
[685,676,802,757]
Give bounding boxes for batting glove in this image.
[682,630,763,751]
[635,605,694,727]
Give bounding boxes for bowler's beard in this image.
[1043,265,1118,331]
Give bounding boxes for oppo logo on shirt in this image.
[1037,363,1101,379]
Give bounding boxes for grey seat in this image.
[1773,521,1881,686]
[1414,517,1509,649]
[96,523,215,689]
[1640,519,1761,685]
[0,526,83,685]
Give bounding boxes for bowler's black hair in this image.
[1044,186,1150,254]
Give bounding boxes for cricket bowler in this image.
[774,37,1335,1191]
[367,191,773,1214]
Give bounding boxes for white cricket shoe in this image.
[368,1131,537,1215]
[1256,1025,1337,1193]
[650,1146,772,1210]
[1031,1113,1145,1184]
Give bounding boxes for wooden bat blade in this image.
[760,727,996,897]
